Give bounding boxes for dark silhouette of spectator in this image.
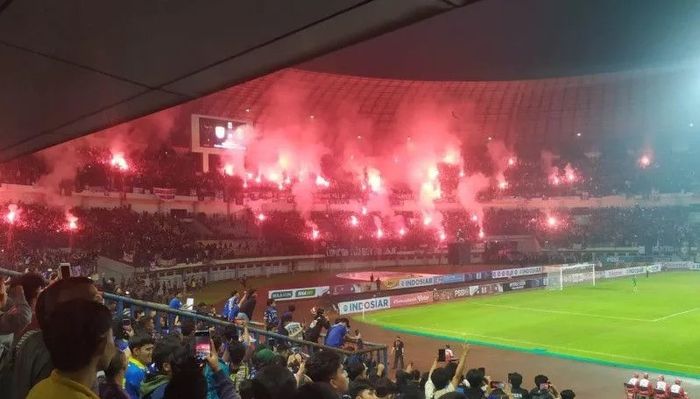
[26,299,114,399]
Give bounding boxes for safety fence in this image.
[0,267,389,365]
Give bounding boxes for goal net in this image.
[544,263,596,291]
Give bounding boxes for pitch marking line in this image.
[396,324,700,372]
[469,302,652,323]
[653,307,700,322]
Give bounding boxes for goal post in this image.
[544,263,596,291]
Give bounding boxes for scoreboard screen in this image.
[197,116,248,150]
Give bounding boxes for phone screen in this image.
[437,348,446,362]
[194,330,211,361]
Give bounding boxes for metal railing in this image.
[0,267,388,365]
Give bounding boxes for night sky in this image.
[301,0,700,81]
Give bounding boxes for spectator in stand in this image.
[282,305,296,322]
[348,381,379,399]
[263,299,279,331]
[325,318,352,349]
[136,315,157,339]
[125,334,155,399]
[26,299,115,399]
[239,290,257,321]
[99,351,129,399]
[277,313,304,343]
[347,361,369,383]
[168,292,183,330]
[227,342,250,392]
[0,275,31,338]
[251,364,298,399]
[204,335,230,399]
[12,277,102,399]
[425,344,469,399]
[507,372,529,399]
[223,291,239,321]
[304,307,331,344]
[529,375,558,399]
[462,368,487,399]
[140,338,185,399]
[374,377,399,399]
[161,338,238,399]
[392,336,405,370]
[305,350,350,398]
[560,389,575,399]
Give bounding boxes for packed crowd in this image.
[0,272,583,399]
[2,200,698,271]
[3,137,700,204]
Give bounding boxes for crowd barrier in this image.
[0,267,389,365]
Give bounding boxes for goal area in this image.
[544,263,596,290]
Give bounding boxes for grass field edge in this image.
[358,318,700,380]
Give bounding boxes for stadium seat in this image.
[624,383,639,399]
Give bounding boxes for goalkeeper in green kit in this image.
[632,275,638,292]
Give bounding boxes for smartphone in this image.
[121,318,132,327]
[437,348,446,362]
[59,263,71,279]
[194,330,211,361]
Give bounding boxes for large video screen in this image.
[198,117,249,150]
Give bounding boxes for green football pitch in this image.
[360,271,700,377]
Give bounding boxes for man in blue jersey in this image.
[167,292,183,330]
[325,318,352,348]
[124,334,155,399]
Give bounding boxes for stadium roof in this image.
[303,0,700,81]
[151,64,700,147]
[0,0,471,162]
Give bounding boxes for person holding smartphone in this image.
[529,375,558,399]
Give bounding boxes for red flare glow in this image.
[423,216,432,226]
[376,229,384,239]
[311,229,320,240]
[315,175,330,188]
[470,214,479,222]
[478,228,485,239]
[349,215,359,226]
[223,164,234,176]
[110,153,128,171]
[547,216,558,227]
[507,157,516,167]
[257,213,266,222]
[66,212,78,231]
[399,227,406,236]
[361,207,368,216]
[497,180,508,190]
[439,231,446,241]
